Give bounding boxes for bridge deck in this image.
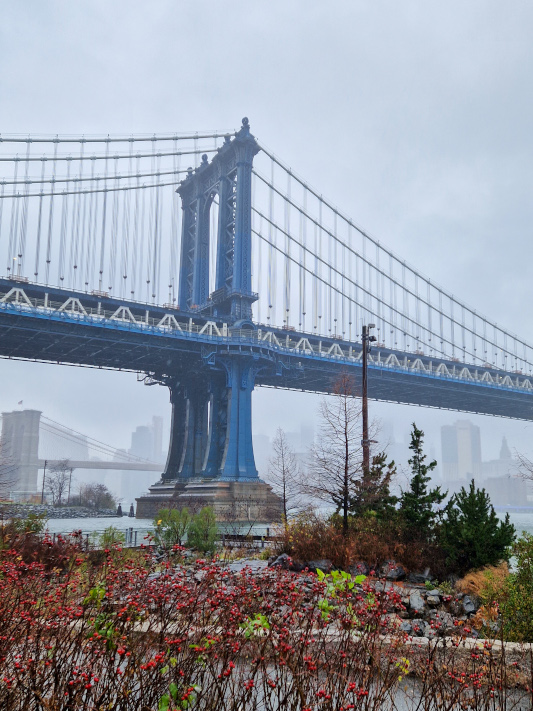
[1,279,532,421]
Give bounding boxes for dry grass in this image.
[457,562,509,600]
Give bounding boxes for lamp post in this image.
[40,459,48,505]
[361,324,377,474]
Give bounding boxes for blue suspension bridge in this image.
[0,118,531,515]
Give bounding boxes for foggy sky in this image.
[2,1,533,473]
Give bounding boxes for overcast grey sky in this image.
[2,1,533,470]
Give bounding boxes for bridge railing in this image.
[2,289,533,395]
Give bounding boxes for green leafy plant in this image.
[499,533,533,641]
[187,507,217,554]
[159,682,200,710]
[97,526,125,548]
[316,569,366,621]
[241,613,270,639]
[154,507,191,549]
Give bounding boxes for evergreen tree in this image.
[439,480,515,575]
[399,423,446,539]
[348,451,398,519]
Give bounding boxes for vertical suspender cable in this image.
[58,157,72,283]
[45,139,58,285]
[120,140,133,298]
[284,171,291,326]
[131,155,141,297]
[98,140,110,292]
[169,140,180,304]
[34,158,47,279]
[17,141,31,276]
[84,159,97,290]
[70,142,85,288]
[108,155,120,292]
[151,152,162,301]
[267,159,274,324]
[7,157,19,275]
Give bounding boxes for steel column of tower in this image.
[163,119,261,483]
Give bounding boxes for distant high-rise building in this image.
[130,425,153,461]
[441,420,481,483]
[151,416,164,463]
[482,437,517,480]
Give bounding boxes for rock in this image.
[424,622,438,640]
[379,560,406,581]
[429,610,456,635]
[400,620,413,634]
[306,559,334,574]
[409,590,426,616]
[349,561,370,577]
[410,618,426,637]
[407,568,431,584]
[462,595,478,615]
[270,553,305,571]
[449,598,464,616]
[426,591,441,607]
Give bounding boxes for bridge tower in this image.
[136,120,281,521]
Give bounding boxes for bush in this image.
[187,506,217,554]
[97,526,125,548]
[439,479,515,575]
[278,510,447,575]
[499,533,533,642]
[456,562,509,602]
[153,507,191,550]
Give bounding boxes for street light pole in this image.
[361,324,377,474]
[41,459,48,505]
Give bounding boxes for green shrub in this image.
[398,424,446,542]
[187,507,217,554]
[153,508,191,549]
[439,479,515,575]
[97,526,125,548]
[500,533,533,642]
[13,512,47,535]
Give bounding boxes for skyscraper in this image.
[441,420,482,483]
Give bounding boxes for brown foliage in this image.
[277,511,447,575]
[456,562,510,600]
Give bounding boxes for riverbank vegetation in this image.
[0,520,532,710]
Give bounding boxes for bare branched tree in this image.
[77,482,116,511]
[304,373,366,536]
[45,460,73,506]
[265,428,302,525]
[514,451,533,483]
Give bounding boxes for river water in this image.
[44,512,533,539]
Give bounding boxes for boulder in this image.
[426,591,441,607]
[410,618,426,637]
[379,560,406,581]
[400,620,413,635]
[306,559,334,574]
[270,553,306,572]
[429,610,456,635]
[349,561,370,577]
[409,589,426,616]
[407,568,432,584]
[462,595,478,615]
